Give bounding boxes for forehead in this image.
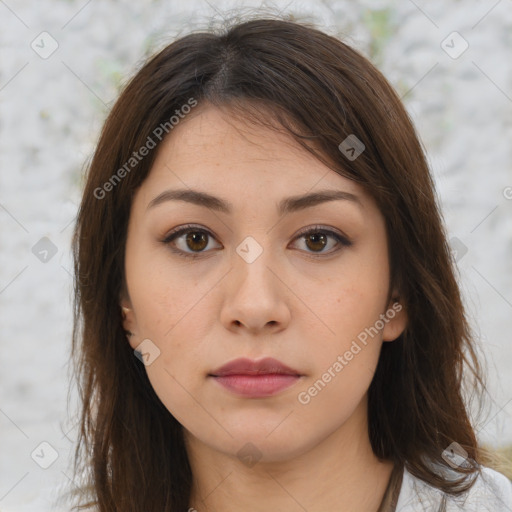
[133,103,378,220]
[127,104,384,231]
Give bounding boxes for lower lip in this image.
[211,374,301,397]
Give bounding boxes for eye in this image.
[162,224,221,259]
[162,224,352,260]
[291,225,352,257]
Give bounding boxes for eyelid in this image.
[162,223,214,244]
[162,224,220,259]
[293,225,351,245]
[161,223,352,259]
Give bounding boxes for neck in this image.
[185,400,394,511]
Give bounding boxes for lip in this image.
[210,357,301,377]
[209,357,302,398]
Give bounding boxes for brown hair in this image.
[70,16,487,511]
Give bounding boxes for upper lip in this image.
[210,357,301,377]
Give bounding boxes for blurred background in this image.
[0,0,511,510]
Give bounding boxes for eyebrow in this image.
[146,188,362,216]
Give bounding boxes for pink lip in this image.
[209,357,302,398]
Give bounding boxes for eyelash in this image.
[162,223,352,260]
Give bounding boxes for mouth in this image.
[209,357,303,398]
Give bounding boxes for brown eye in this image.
[184,231,209,251]
[163,225,221,259]
[292,226,352,257]
[304,232,328,252]
[162,224,351,260]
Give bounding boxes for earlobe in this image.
[120,301,138,349]
[382,297,407,342]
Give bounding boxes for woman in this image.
[70,16,512,511]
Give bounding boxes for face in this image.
[121,103,407,464]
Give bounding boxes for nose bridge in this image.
[233,232,275,291]
[226,228,291,315]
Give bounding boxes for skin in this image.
[121,103,408,511]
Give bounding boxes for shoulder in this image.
[395,464,512,511]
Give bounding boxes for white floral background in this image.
[0,0,511,510]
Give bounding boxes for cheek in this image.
[128,251,201,339]
[293,282,386,428]
[315,268,389,347]
[145,361,213,436]
[142,313,212,428]
[300,261,389,401]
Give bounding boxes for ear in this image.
[120,296,139,350]
[382,292,408,343]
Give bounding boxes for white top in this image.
[396,465,512,511]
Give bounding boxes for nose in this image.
[219,243,291,334]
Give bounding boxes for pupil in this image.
[187,232,207,251]
[306,233,326,252]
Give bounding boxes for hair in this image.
[70,15,490,511]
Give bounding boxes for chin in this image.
[215,426,316,463]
